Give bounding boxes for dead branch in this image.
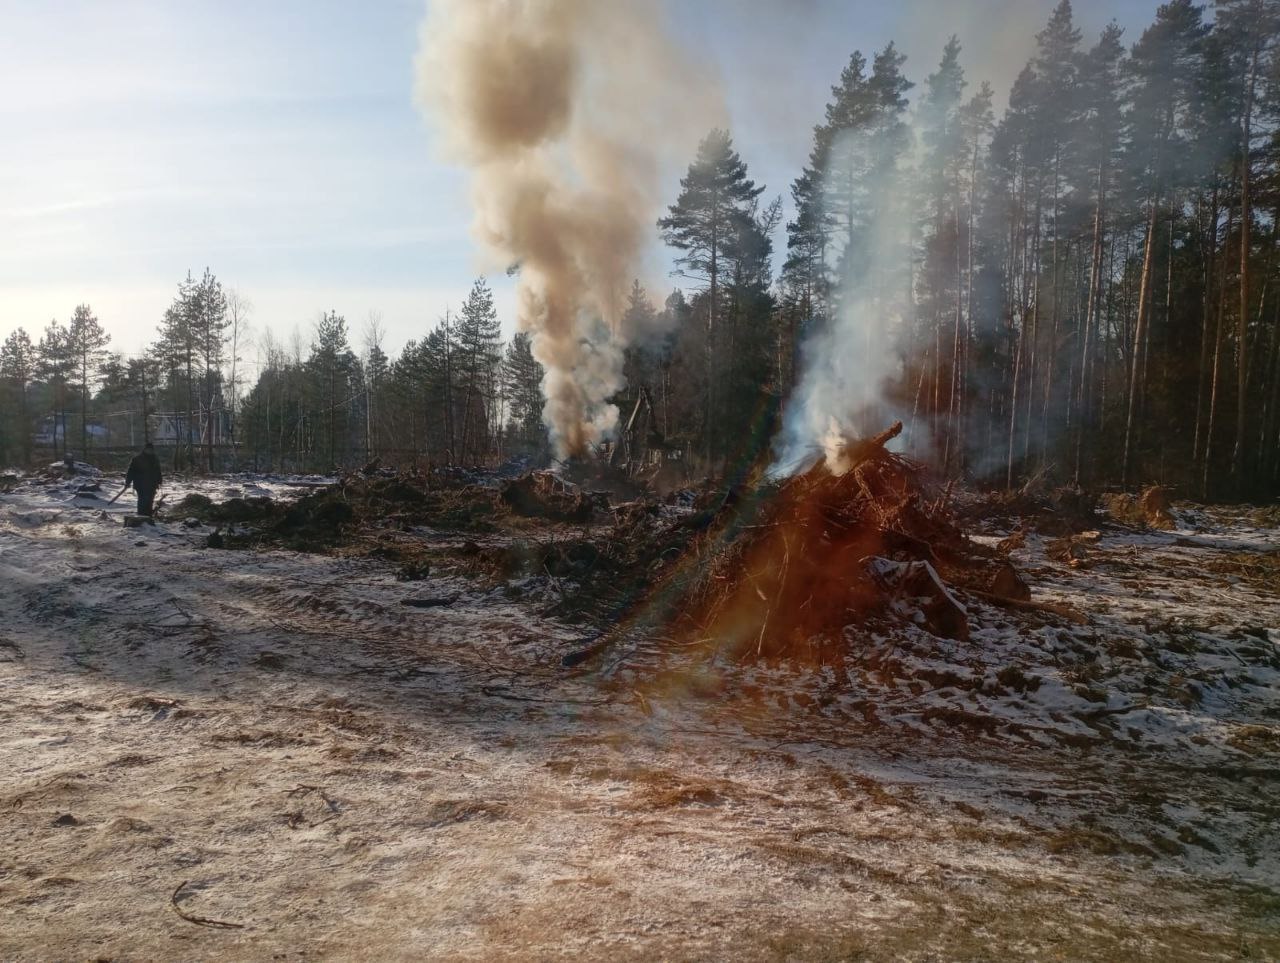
[966,589,1088,625]
[169,880,247,930]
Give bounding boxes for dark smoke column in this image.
[415,0,722,458]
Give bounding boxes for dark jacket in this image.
[125,450,162,492]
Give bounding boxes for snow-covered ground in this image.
[1,472,1277,960]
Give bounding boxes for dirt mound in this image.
[174,493,277,524]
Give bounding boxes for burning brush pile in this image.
[574,423,1042,665]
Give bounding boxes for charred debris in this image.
[145,424,1176,668]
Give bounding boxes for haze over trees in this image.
[1,0,1278,498]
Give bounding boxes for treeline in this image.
[0,273,548,473]
[237,279,547,471]
[772,0,1280,498]
[2,0,1278,497]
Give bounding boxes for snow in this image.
[1,474,1277,959]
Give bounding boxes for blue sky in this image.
[0,0,1160,362]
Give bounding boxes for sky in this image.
[0,0,1161,365]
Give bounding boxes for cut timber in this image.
[988,561,1031,601]
[866,556,969,641]
[967,588,1088,625]
[123,515,156,528]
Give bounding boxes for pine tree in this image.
[503,332,546,452]
[454,278,502,463]
[156,272,199,469]
[66,304,110,458]
[821,44,913,298]
[1215,0,1280,485]
[821,51,878,283]
[915,37,968,462]
[720,197,781,455]
[363,317,389,461]
[781,165,828,384]
[310,310,354,468]
[0,328,36,463]
[186,269,229,470]
[126,354,161,447]
[1121,0,1210,486]
[226,289,253,456]
[621,280,660,405]
[1072,22,1127,483]
[659,128,765,462]
[36,321,73,457]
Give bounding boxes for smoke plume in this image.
[771,126,914,478]
[416,0,720,457]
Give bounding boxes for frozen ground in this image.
[1,471,1277,960]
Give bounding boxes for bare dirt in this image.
[1,475,1277,961]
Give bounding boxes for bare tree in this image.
[362,311,387,462]
[226,289,254,460]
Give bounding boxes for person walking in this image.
[124,443,162,516]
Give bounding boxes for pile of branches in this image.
[683,423,998,658]
[569,423,1043,666]
[954,475,1100,536]
[499,470,596,522]
[173,470,509,551]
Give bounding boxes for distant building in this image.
[149,409,232,447]
[34,417,109,446]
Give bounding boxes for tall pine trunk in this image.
[1234,39,1260,485]
[1193,184,1221,465]
[1204,201,1235,497]
[1074,160,1107,484]
[1122,195,1160,487]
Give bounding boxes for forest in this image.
[2,0,1279,500]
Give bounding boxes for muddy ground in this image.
[1,473,1277,960]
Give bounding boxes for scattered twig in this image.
[400,594,460,608]
[170,880,246,930]
[479,685,606,706]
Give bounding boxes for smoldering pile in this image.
[565,423,1069,667]
[167,462,622,560]
[172,470,512,551]
[160,431,1074,665]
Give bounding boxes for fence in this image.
[25,442,527,475]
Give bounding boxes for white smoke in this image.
[771,124,914,477]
